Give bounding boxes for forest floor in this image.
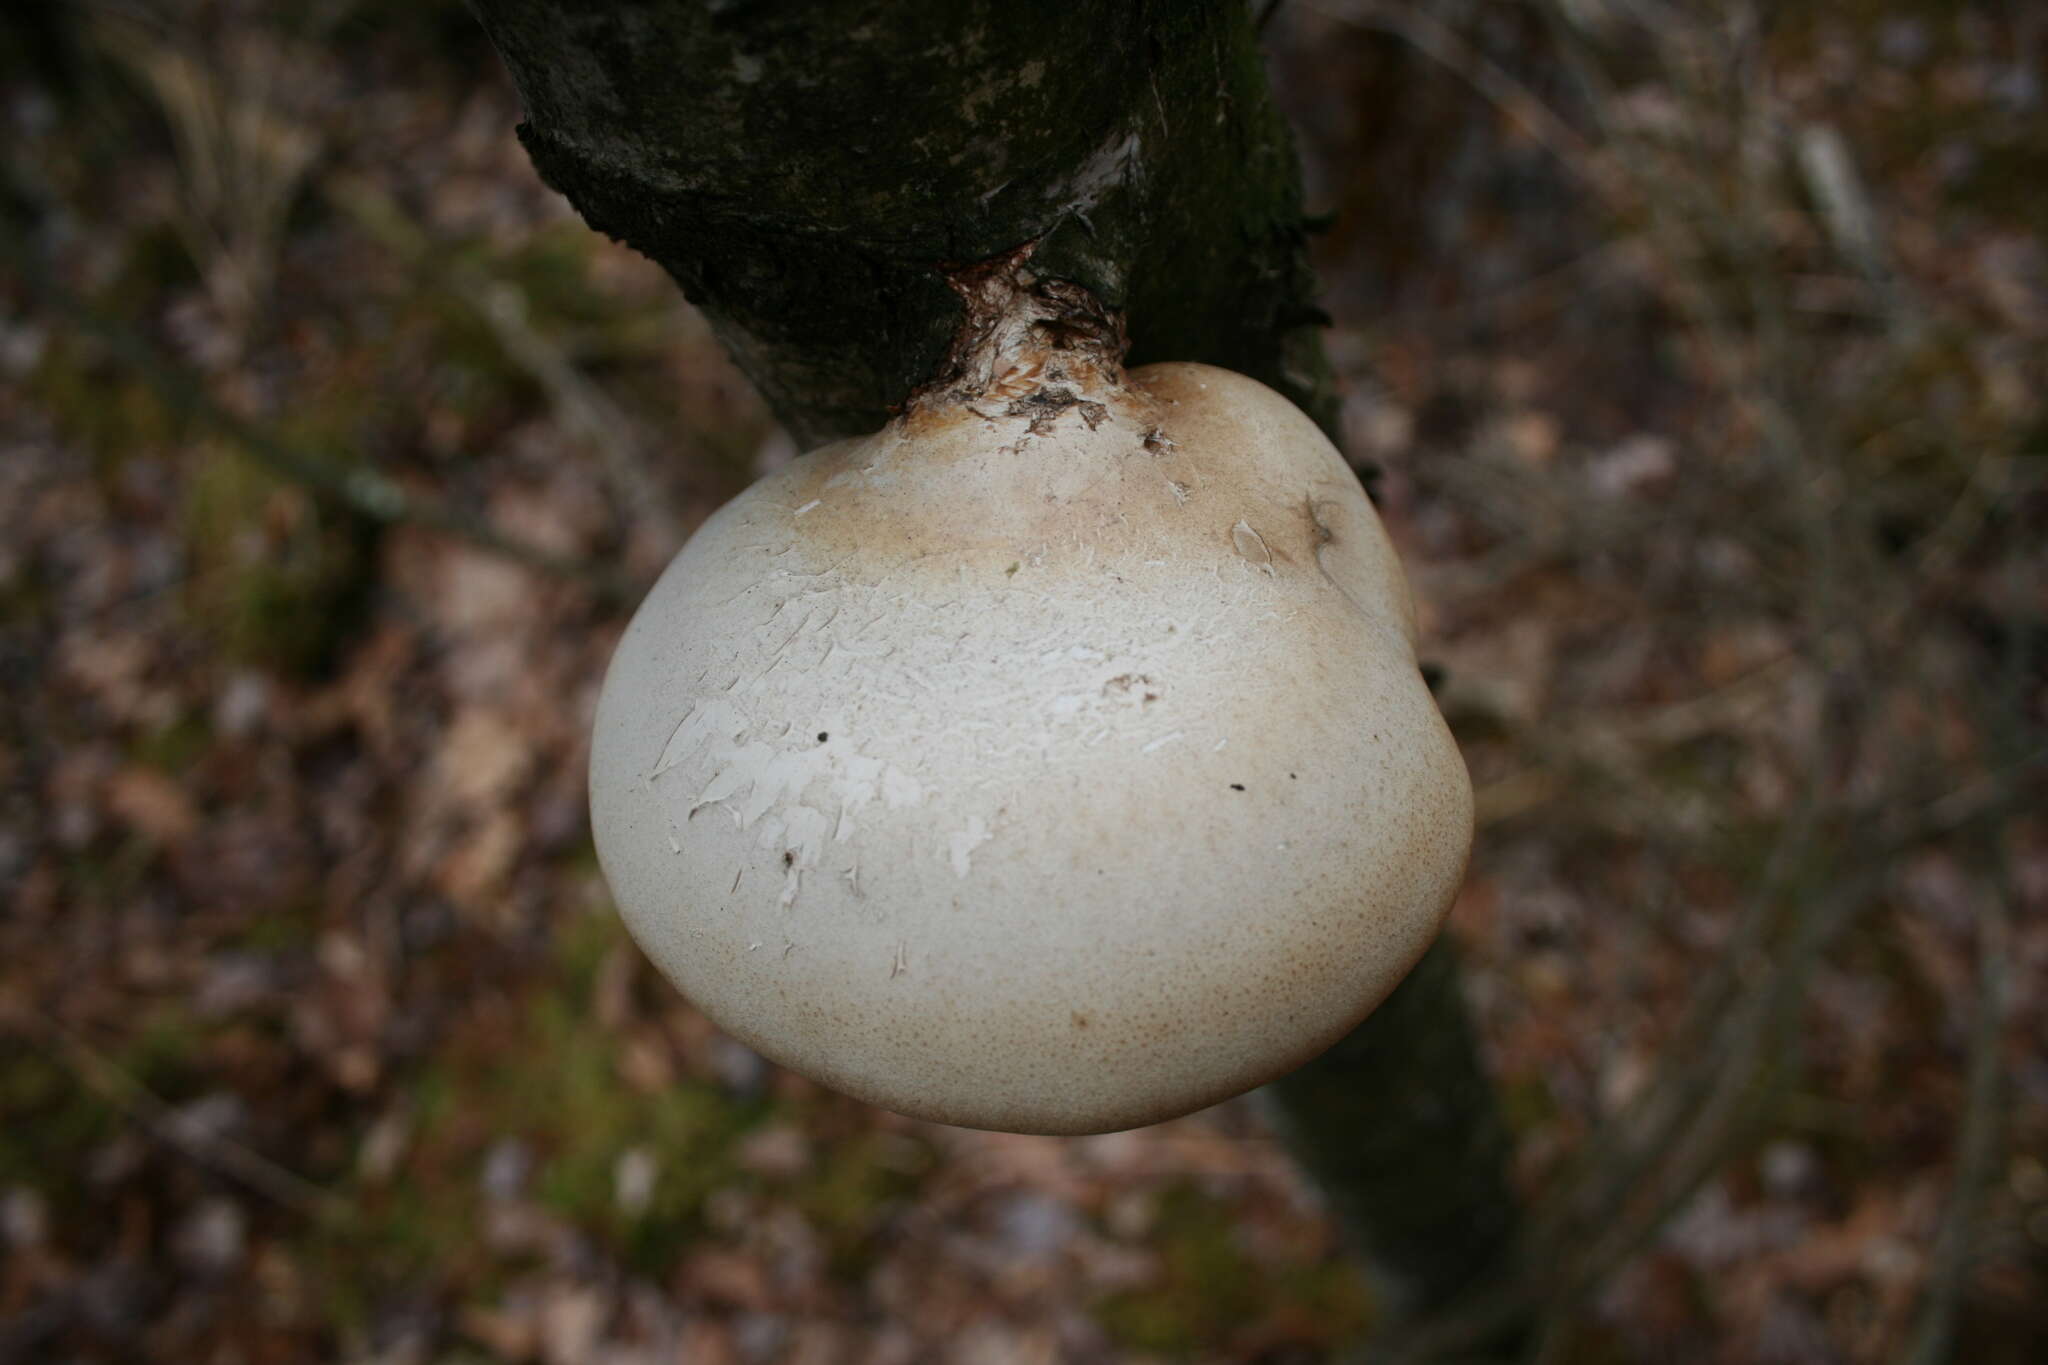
[2,2,2044,1363]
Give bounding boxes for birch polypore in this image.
[589,273,1472,1135]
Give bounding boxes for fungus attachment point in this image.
[590,254,1473,1135]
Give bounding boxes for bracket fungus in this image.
[589,256,1473,1135]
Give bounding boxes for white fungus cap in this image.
[589,361,1473,1135]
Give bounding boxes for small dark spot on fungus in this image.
[1290,772,1297,779]
[817,731,829,742]
[1072,1012,1089,1028]
[1107,673,1161,704]
[1304,495,1336,547]
[782,850,795,869]
[1230,783,1246,792]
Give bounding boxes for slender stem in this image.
[1896,884,2007,1365]
[1261,940,1521,1332]
[10,1006,349,1225]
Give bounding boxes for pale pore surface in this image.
[590,363,1472,1134]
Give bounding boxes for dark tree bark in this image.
[467,0,1334,448]
[1263,941,1521,1323]
[471,0,1520,1334]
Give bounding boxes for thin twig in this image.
[14,1007,350,1225]
[1896,875,2008,1365]
[1794,121,1918,341]
[1372,742,2042,1362]
[324,172,686,550]
[4,224,636,605]
[1306,0,1613,194]
[1899,522,2037,1365]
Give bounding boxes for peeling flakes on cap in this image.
[588,356,1471,1136]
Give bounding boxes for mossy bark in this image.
[470,0,1518,1330]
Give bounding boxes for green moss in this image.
[403,285,541,424]
[304,916,765,1303]
[63,834,159,908]
[388,222,640,442]
[1649,734,1744,801]
[30,334,182,469]
[0,1050,123,1190]
[132,709,211,773]
[499,224,633,330]
[1092,1183,1372,1358]
[122,1005,211,1092]
[307,1171,490,1333]
[516,992,755,1272]
[23,222,205,466]
[549,908,621,1011]
[509,908,765,1266]
[790,1129,932,1272]
[1095,1185,1259,1354]
[289,900,902,1327]
[178,442,377,677]
[225,896,322,953]
[0,1004,210,1203]
[1502,1071,1562,1134]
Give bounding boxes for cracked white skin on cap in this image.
[589,361,1473,1135]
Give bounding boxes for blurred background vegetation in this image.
[1,1,2043,1362]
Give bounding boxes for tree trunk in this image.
[1262,940,1520,1325]
[471,0,1519,1332]
[466,0,1335,450]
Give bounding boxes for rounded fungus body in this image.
[589,269,1472,1135]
